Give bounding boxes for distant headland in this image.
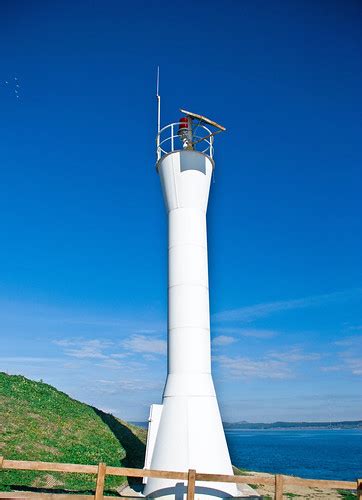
[132,420,362,430]
[223,420,362,430]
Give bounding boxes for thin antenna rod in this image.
[156,66,161,134]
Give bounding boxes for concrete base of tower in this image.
[143,385,247,500]
[118,483,260,500]
[143,484,260,500]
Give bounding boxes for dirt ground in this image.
[246,471,356,499]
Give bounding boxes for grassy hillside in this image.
[0,372,147,495]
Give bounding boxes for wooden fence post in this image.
[187,469,196,500]
[357,478,362,500]
[94,462,107,500]
[275,474,283,500]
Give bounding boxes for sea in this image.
[225,429,362,481]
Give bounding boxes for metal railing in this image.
[156,122,214,161]
[0,456,361,500]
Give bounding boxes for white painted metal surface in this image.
[144,150,237,500]
[144,404,163,484]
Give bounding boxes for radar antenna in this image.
[179,109,226,147]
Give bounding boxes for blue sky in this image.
[0,0,361,422]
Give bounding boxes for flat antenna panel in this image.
[180,108,226,131]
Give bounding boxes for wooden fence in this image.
[0,457,361,500]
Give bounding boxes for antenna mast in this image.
[156,67,161,134]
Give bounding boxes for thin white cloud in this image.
[95,378,162,393]
[142,354,159,361]
[95,358,123,369]
[337,354,362,376]
[212,335,237,346]
[214,327,278,339]
[54,339,112,359]
[0,356,62,363]
[345,357,362,376]
[320,365,343,372]
[335,335,362,347]
[267,347,321,362]
[0,297,165,338]
[215,355,292,379]
[333,336,362,376]
[215,347,321,380]
[121,334,167,355]
[342,325,362,333]
[213,289,362,323]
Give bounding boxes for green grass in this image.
[337,490,357,499]
[0,372,147,495]
[232,465,250,476]
[247,483,261,488]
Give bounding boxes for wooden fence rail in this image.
[0,457,360,500]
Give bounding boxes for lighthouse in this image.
[143,110,238,500]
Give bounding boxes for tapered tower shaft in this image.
[165,152,212,391]
[144,149,237,499]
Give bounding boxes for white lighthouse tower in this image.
[143,108,238,500]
